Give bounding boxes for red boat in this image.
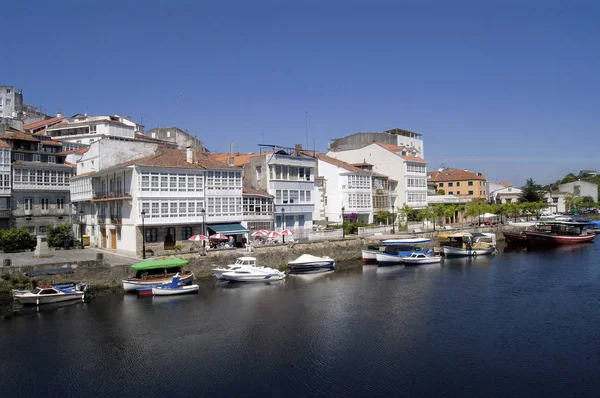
[523,221,595,246]
[502,231,528,245]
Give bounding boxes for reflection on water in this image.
[2,250,600,396]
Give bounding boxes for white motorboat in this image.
[151,274,199,296]
[212,257,258,280]
[12,283,87,305]
[222,266,286,282]
[375,238,432,265]
[361,245,380,262]
[402,252,442,265]
[440,232,496,257]
[288,254,335,274]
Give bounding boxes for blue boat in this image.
[375,238,431,265]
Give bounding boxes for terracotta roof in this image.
[57,148,88,156]
[388,178,398,183]
[351,162,373,167]
[209,152,271,166]
[243,186,273,197]
[315,176,325,180]
[428,168,486,182]
[72,147,236,179]
[24,116,66,132]
[0,140,9,148]
[47,119,129,130]
[0,130,40,142]
[301,151,368,174]
[376,142,406,152]
[41,140,63,146]
[401,155,427,164]
[500,182,513,187]
[72,171,96,178]
[64,161,77,168]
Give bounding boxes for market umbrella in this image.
[188,234,208,241]
[209,233,228,240]
[280,229,295,236]
[251,230,268,237]
[266,231,281,238]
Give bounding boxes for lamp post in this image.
[392,209,396,234]
[341,206,345,239]
[141,210,146,259]
[201,208,206,248]
[79,210,84,249]
[281,207,285,243]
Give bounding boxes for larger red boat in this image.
[523,221,595,246]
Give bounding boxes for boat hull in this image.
[403,256,442,265]
[375,252,404,264]
[222,272,285,282]
[443,246,494,257]
[122,273,194,291]
[212,269,228,280]
[524,231,595,245]
[503,231,528,245]
[288,262,335,274]
[152,284,199,296]
[362,250,378,261]
[14,292,84,305]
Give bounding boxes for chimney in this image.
[57,111,62,117]
[186,146,193,163]
[229,140,234,166]
[295,144,302,156]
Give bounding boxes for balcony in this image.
[110,216,122,225]
[92,192,132,202]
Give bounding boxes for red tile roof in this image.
[243,186,273,197]
[315,176,325,180]
[57,148,88,156]
[301,151,368,174]
[24,116,66,132]
[500,182,513,187]
[428,168,486,182]
[0,130,40,142]
[41,140,62,146]
[401,155,427,164]
[64,161,77,168]
[388,178,398,183]
[0,140,10,148]
[209,152,271,166]
[376,142,406,152]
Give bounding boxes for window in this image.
[256,166,262,180]
[179,176,186,191]
[275,166,282,179]
[306,190,311,202]
[151,174,159,190]
[90,125,97,134]
[164,227,175,243]
[15,153,24,161]
[5,98,11,107]
[448,182,453,187]
[146,228,158,242]
[276,190,282,204]
[141,175,150,191]
[24,197,33,211]
[182,226,193,240]
[289,167,298,181]
[6,88,11,94]
[160,175,168,190]
[282,190,289,204]
[41,198,49,210]
[456,191,461,195]
[39,226,46,234]
[33,154,41,162]
[456,182,460,187]
[468,181,473,186]
[57,197,65,210]
[438,182,444,187]
[289,190,299,204]
[48,155,56,163]
[448,191,454,195]
[166,131,171,138]
[468,190,474,195]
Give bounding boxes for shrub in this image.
[0,228,32,253]
[47,223,74,248]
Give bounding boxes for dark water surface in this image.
[2,243,600,397]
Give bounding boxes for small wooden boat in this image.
[524,221,595,246]
[440,232,496,257]
[151,275,199,296]
[503,231,528,245]
[122,259,194,291]
[13,283,87,305]
[362,245,380,262]
[375,238,431,264]
[288,254,335,274]
[402,252,442,265]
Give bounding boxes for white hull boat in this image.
[288,254,335,274]
[443,246,495,257]
[13,283,87,305]
[122,272,194,291]
[402,253,443,265]
[212,257,259,280]
[362,248,379,261]
[222,267,286,282]
[152,284,199,296]
[375,252,404,264]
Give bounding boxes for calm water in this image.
[2,243,600,397]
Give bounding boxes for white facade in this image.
[46,114,144,146]
[0,86,19,119]
[0,146,11,197]
[489,187,522,204]
[326,143,427,209]
[558,181,598,202]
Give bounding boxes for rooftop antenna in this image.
[305,111,308,150]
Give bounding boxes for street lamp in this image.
[141,210,146,259]
[281,207,286,243]
[392,209,396,234]
[79,210,84,249]
[341,206,345,239]
[201,208,206,248]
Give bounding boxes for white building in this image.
[543,181,599,213]
[489,186,522,204]
[0,139,11,228]
[71,141,244,256]
[326,142,427,210]
[302,152,373,224]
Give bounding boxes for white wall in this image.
[559,181,598,202]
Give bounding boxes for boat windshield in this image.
[31,288,41,294]
[39,289,58,295]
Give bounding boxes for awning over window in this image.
[208,223,249,235]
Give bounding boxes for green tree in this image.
[443,204,458,224]
[437,189,445,195]
[47,223,74,248]
[564,192,584,212]
[519,178,544,203]
[417,206,435,230]
[374,210,392,225]
[398,203,412,227]
[504,202,521,222]
[432,204,447,229]
[0,228,32,253]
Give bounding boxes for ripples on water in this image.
[2,243,600,397]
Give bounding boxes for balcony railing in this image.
[110,216,122,225]
[92,192,132,201]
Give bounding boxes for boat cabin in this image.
[30,286,60,296]
[234,257,258,267]
[534,221,592,236]
[130,259,192,280]
[379,238,431,254]
[440,232,496,249]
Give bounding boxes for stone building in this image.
[145,127,206,151]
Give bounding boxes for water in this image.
[2,243,600,397]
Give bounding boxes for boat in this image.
[523,220,595,246]
[374,238,432,264]
[151,274,200,296]
[122,259,194,291]
[361,245,380,262]
[12,282,87,305]
[402,252,442,265]
[212,257,258,280]
[441,232,496,257]
[502,231,528,245]
[222,266,286,282]
[288,254,335,274]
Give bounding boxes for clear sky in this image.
[3,0,599,187]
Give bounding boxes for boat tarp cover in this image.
[288,254,330,264]
[131,259,189,271]
[25,267,75,277]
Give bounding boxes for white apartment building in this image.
[303,152,373,224]
[0,140,11,228]
[71,142,244,256]
[327,142,428,210]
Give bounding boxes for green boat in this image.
[122,259,194,291]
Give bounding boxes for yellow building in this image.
[427,168,487,200]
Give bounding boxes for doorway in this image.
[110,229,117,249]
[101,229,107,248]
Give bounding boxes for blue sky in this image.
[3,0,599,186]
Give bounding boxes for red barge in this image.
[523,221,595,246]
